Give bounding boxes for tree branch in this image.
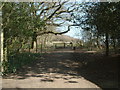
[45,1,69,21]
[37,24,80,36]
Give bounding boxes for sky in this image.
[64,27,82,39]
[54,0,87,40]
[57,25,83,39]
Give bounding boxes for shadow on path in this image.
[3,48,119,89]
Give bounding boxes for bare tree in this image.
[30,1,78,49]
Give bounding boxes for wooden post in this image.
[70,42,73,49]
[55,44,57,49]
[64,43,65,48]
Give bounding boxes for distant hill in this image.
[51,34,79,42]
[37,34,82,46]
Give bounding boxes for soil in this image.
[2,48,120,89]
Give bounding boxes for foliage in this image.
[75,2,120,55]
[2,2,76,53]
[2,2,77,73]
[3,52,41,74]
[2,3,44,53]
[84,2,120,41]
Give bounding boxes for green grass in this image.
[3,52,42,74]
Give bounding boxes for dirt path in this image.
[2,49,119,89]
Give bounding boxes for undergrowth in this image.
[3,52,42,75]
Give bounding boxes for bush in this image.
[3,52,41,74]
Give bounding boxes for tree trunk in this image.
[31,38,34,49]
[0,28,4,73]
[0,10,4,73]
[31,32,37,50]
[41,43,42,53]
[36,39,37,53]
[43,36,47,53]
[96,35,101,49]
[28,44,30,52]
[113,38,116,54]
[105,32,109,56]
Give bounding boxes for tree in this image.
[1,1,79,72]
[2,2,77,53]
[0,4,3,72]
[77,2,120,55]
